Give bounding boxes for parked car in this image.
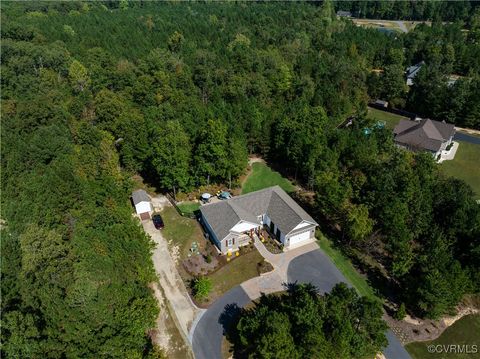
[152,214,164,229]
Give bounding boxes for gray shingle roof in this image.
[132,189,150,205]
[393,118,455,152]
[200,186,318,242]
[406,61,425,79]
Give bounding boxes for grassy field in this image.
[352,18,404,32]
[242,162,295,194]
[317,234,378,301]
[176,201,200,216]
[208,248,264,299]
[160,206,205,260]
[406,314,480,359]
[367,107,409,129]
[440,141,480,199]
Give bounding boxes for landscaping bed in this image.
[258,227,283,254]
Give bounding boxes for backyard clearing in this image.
[176,201,200,217]
[160,206,205,261]
[406,314,480,359]
[367,107,409,129]
[440,141,480,199]
[242,162,295,194]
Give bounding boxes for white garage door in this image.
[288,230,311,246]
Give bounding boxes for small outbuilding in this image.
[132,189,152,220]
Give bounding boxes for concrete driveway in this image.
[191,244,411,359]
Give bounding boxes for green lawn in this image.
[317,234,378,301]
[406,314,480,359]
[242,162,295,194]
[160,206,205,260]
[367,107,409,129]
[208,248,264,299]
[440,141,480,199]
[176,201,200,216]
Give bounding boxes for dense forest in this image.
[231,283,387,359]
[1,1,479,358]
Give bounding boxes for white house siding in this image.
[135,201,152,215]
[264,214,271,226]
[221,234,250,253]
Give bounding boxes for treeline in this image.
[335,0,478,22]
[1,6,160,359]
[304,121,480,318]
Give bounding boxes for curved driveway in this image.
[192,247,411,359]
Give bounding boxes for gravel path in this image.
[141,196,204,351]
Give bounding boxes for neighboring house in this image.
[336,10,352,18]
[200,186,318,254]
[393,118,455,158]
[406,61,425,86]
[132,189,152,220]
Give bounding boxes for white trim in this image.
[285,221,317,236]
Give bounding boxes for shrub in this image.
[205,254,212,263]
[193,276,212,301]
[394,302,407,320]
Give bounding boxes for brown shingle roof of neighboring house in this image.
[393,118,455,152]
[200,186,318,242]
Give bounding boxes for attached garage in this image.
[288,228,314,247]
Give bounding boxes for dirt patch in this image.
[384,304,480,345]
[148,282,193,359]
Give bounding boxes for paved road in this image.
[192,248,411,359]
[454,132,480,145]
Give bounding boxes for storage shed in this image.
[132,189,152,219]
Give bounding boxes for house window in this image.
[227,238,233,247]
